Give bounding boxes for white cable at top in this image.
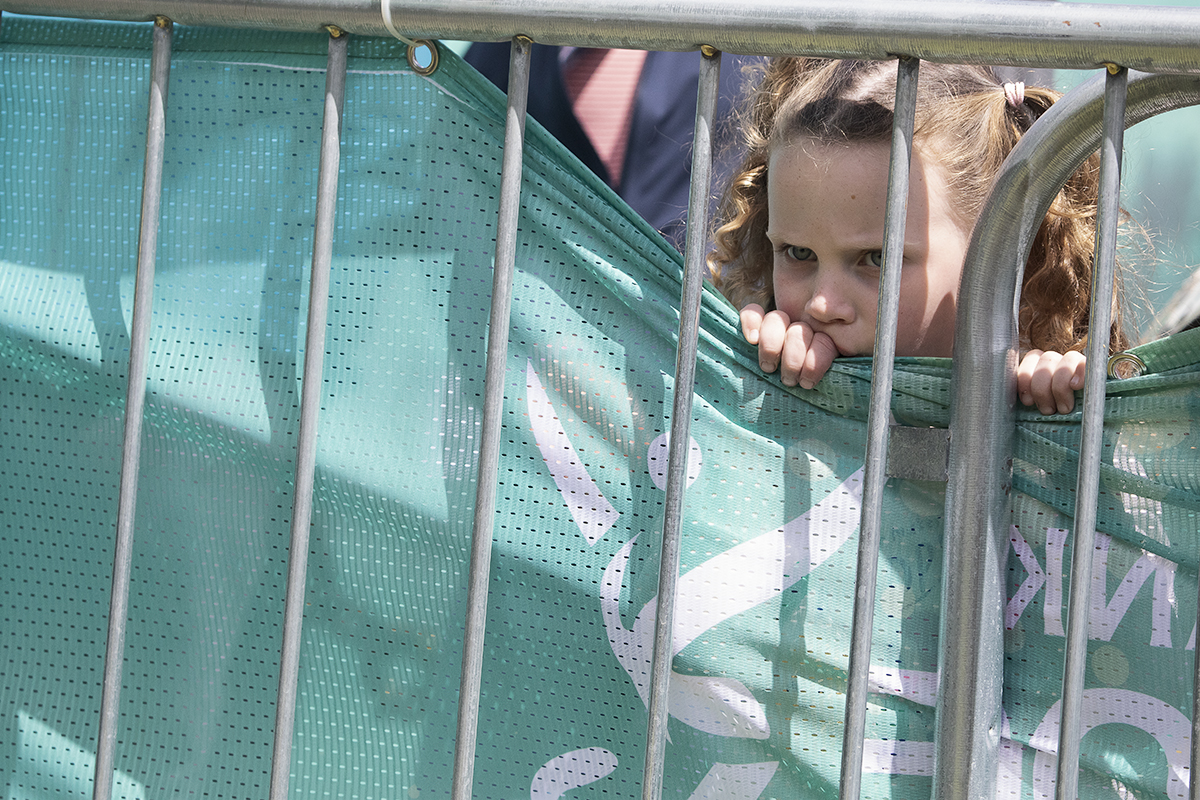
[380,0,417,45]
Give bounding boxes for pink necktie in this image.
[562,48,647,187]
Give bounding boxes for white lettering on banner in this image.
[1045,527,1068,637]
[1007,526,1181,647]
[647,431,702,492]
[1089,533,1177,647]
[532,757,781,800]
[860,737,1023,786]
[997,735,1028,800]
[600,534,771,740]
[861,739,934,776]
[530,748,619,799]
[859,737,1025,783]
[526,360,620,545]
[1007,527,1048,631]
[1115,438,1169,546]
[860,713,1025,793]
[867,666,938,707]
[1030,689,1191,799]
[599,465,864,740]
[688,762,780,800]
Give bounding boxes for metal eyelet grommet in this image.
[1107,351,1146,379]
[407,40,439,76]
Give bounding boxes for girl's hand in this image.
[740,303,839,390]
[1017,349,1087,414]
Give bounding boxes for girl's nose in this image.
[805,283,854,324]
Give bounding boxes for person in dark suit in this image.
[466,43,759,250]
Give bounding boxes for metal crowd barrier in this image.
[3,1,1200,798]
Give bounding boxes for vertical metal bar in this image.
[838,55,919,800]
[267,29,347,800]
[934,68,1200,800]
[1192,585,1200,800]
[933,95,1011,800]
[450,34,531,800]
[1054,64,1127,800]
[1192,577,1200,800]
[640,47,721,800]
[91,18,171,800]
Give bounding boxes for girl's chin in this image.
[833,340,870,358]
[893,347,954,359]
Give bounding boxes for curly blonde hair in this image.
[708,58,1128,354]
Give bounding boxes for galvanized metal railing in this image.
[268,28,348,800]
[944,66,1200,800]
[840,54,920,800]
[8,0,1200,71]
[93,17,173,800]
[451,33,531,800]
[4,2,1200,799]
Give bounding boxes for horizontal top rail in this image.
[8,0,1200,73]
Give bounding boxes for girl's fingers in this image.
[776,324,837,389]
[756,310,792,374]
[739,303,766,345]
[799,330,839,390]
[1050,350,1087,414]
[1018,349,1087,414]
[1016,349,1044,408]
[777,322,812,386]
[1031,353,1060,415]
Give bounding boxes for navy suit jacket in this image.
[466,43,758,249]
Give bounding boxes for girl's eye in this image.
[865,250,885,269]
[785,245,815,262]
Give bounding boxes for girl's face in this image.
[766,137,971,358]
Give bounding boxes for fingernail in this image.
[799,379,814,390]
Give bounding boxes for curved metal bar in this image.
[839,55,919,800]
[1193,561,1200,799]
[450,34,531,800]
[934,69,1200,800]
[93,17,172,800]
[1194,574,1200,800]
[641,46,722,800]
[8,0,1200,73]
[268,29,348,800]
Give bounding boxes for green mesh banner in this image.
[1,17,1198,800]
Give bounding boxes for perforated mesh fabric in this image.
[1,16,1198,800]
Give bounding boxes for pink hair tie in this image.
[1004,81,1026,108]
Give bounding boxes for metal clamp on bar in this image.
[885,425,950,482]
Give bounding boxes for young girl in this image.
[708,58,1129,415]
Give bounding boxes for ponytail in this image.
[1017,86,1130,354]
